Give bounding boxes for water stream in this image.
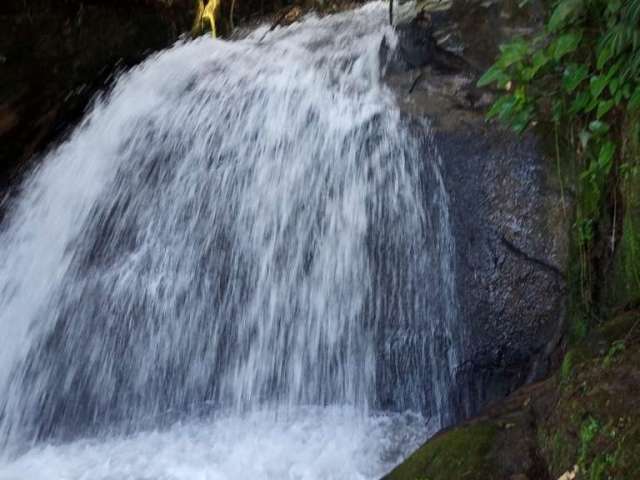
[0,4,458,478]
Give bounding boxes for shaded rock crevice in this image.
[500,235,566,281]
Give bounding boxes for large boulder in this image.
[384,312,640,480]
[382,0,570,419]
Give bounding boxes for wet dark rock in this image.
[389,17,438,71]
[382,0,568,420]
[442,127,569,419]
[382,15,474,75]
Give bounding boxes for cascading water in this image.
[0,3,458,479]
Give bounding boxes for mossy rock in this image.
[387,312,640,480]
[384,382,553,480]
[383,422,499,480]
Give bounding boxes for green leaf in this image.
[487,95,517,119]
[579,130,591,149]
[552,99,564,123]
[513,85,527,103]
[606,61,622,81]
[498,40,530,67]
[580,165,596,182]
[607,0,622,14]
[525,51,550,80]
[548,0,582,32]
[615,90,624,105]
[511,108,533,134]
[477,65,508,88]
[629,0,640,24]
[629,86,640,111]
[598,141,616,171]
[589,120,610,135]
[590,75,609,99]
[532,50,549,70]
[585,94,599,113]
[562,64,588,92]
[553,32,582,60]
[570,91,591,113]
[597,43,614,70]
[597,99,615,119]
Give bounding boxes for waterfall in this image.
[0,4,458,478]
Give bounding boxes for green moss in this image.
[608,213,640,308]
[589,452,616,480]
[578,417,601,468]
[605,123,640,308]
[384,422,498,480]
[614,421,640,479]
[560,350,574,381]
[566,207,592,344]
[602,340,625,368]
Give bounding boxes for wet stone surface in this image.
[381,0,569,420]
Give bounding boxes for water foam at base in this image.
[0,408,429,480]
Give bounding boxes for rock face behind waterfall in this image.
[382,0,568,420]
[440,124,568,418]
[0,0,195,191]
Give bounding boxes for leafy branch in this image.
[478,0,640,315]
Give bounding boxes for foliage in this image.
[478,0,640,318]
[478,0,640,134]
[560,349,575,380]
[579,416,601,468]
[603,339,626,366]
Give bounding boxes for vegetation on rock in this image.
[475,4,640,475]
[385,312,640,480]
[478,0,640,324]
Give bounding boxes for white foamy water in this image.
[0,408,430,480]
[0,3,458,478]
